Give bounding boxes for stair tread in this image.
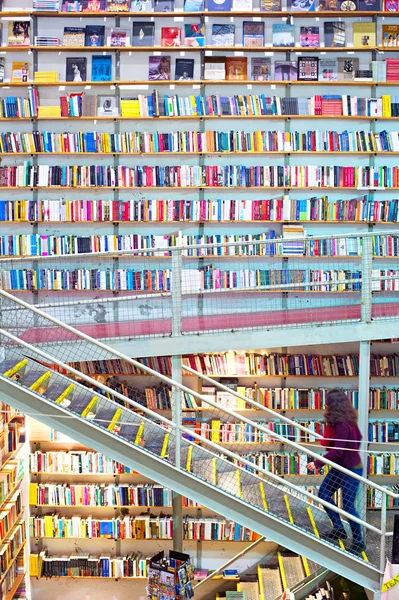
[280,555,304,589]
[259,566,283,600]
[19,369,48,386]
[45,382,73,401]
[239,581,260,600]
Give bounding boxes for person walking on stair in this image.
[306,388,365,555]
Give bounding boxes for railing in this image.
[0,230,399,342]
[0,288,395,580]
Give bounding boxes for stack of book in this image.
[37,106,61,118]
[34,71,59,83]
[33,37,59,46]
[32,0,60,9]
[386,59,399,82]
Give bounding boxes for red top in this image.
[315,421,362,469]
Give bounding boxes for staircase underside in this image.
[0,374,381,593]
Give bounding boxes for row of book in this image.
[2,164,399,189]
[2,231,399,258]
[30,550,148,579]
[199,418,325,443]
[367,487,399,509]
[3,196,399,224]
[29,451,137,474]
[0,490,23,543]
[367,454,399,475]
[0,462,23,505]
[107,380,197,410]
[6,129,399,154]
[0,267,375,292]
[368,420,399,442]
[0,522,25,578]
[29,482,176,507]
[1,561,25,600]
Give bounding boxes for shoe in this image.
[348,541,366,556]
[320,529,348,542]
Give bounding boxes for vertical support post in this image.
[358,340,371,528]
[361,236,373,323]
[172,355,183,553]
[113,39,121,326]
[380,492,387,576]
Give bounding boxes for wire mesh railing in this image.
[1,231,399,342]
[0,289,395,576]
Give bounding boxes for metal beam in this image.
[0,377,382,593]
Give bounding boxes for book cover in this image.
[8,21,30,46]
[63,27,85,46]
[274,60,297,80]
[231,0,252,8]
[183,0,204,10]
[251,57,271,80]
[261,0,281,10]
[297,55,318,80]
[66,57,87,81]
[148,55,171,80]
[130,0,152,10]
[0,58,4,83]
[175,57,194,79]
[339,0,357,9]
[289,0,315,10]
[97,96,119,117]
[383,24,399,46]
[154,0,175,11]
[62,0,83,10]
[242,21,265,47]
[212,24,235,46]
[208,0,231,9]
[132,22,155,46]
[353,22,376,46]
[161,27,182,46]
[324,22,345,47]
[384,0,398,10]
[184,23,205,46]
[107,0,129,10]
[82,0,106,9]
[272,24,295,47]
[316,0,338,9]
[358,0,380,8]
[319,58,338,80]
[204,56,225,79]
[85,25,105,46]
[337,56,359,80]
[91,54,112,80]
[107,27,130,46]
[11,61,29,82]
[225,56,247,80]
[300,26,319,47]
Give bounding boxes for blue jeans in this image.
[318,467,363,544]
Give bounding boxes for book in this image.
[274,60,298,81]
[324,22,345,47]
[384,0,398,10]
[82,0,106,9]
[8,21,30,46]
[358,0,380,8]
[300,26,319,48]
[107,0,129,9]
[339,0,357,8]
[161,27,182,47]
[0,58,4,83]
[242,22,265,47]
[261,0,281,9]
[337,57,359,80]
[204,57,225,80]
[225,57,247,80]
[231,0,252,8]
[272,24,295,47]
[91,55,112,81]
[208,0,231,8]
[183,0,204,9]
[251,57,271,80]
[66,57,87,82]
[289,0,315,10]
[149,56,171,80]
[11,61,29,83]
[184,24,205,46]
[107,28,130,46]
[298,56,319,80]
[319,58,338,81]
[85,25,105,46]
[63,27,85,46]
[132,22,155,46]
[353,22,376,46]
[383,25,399,47]
[317,0,338,8]
[154,0,175,10]
[98,95,119,116]
[130,0,152,10]
[175,58,194,80]
[212,24,235,46]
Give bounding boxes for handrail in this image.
[0,288,396,503]
[0,328,384,534]
[0,230,398,263]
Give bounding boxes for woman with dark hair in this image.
[307,388,365,555]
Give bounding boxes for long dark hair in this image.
[325,388,357,426]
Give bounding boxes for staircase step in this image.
[191,458,217,484]
[45,382,74,403]
[68,392,100,415]
[218,470,242,497]
[279,553,304,590]
[259,566,283,600]
[118,422,141,442]
[92,405,121,430]
[0,359,28,379]
[239,581,260,600]
[19,368,49,388]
